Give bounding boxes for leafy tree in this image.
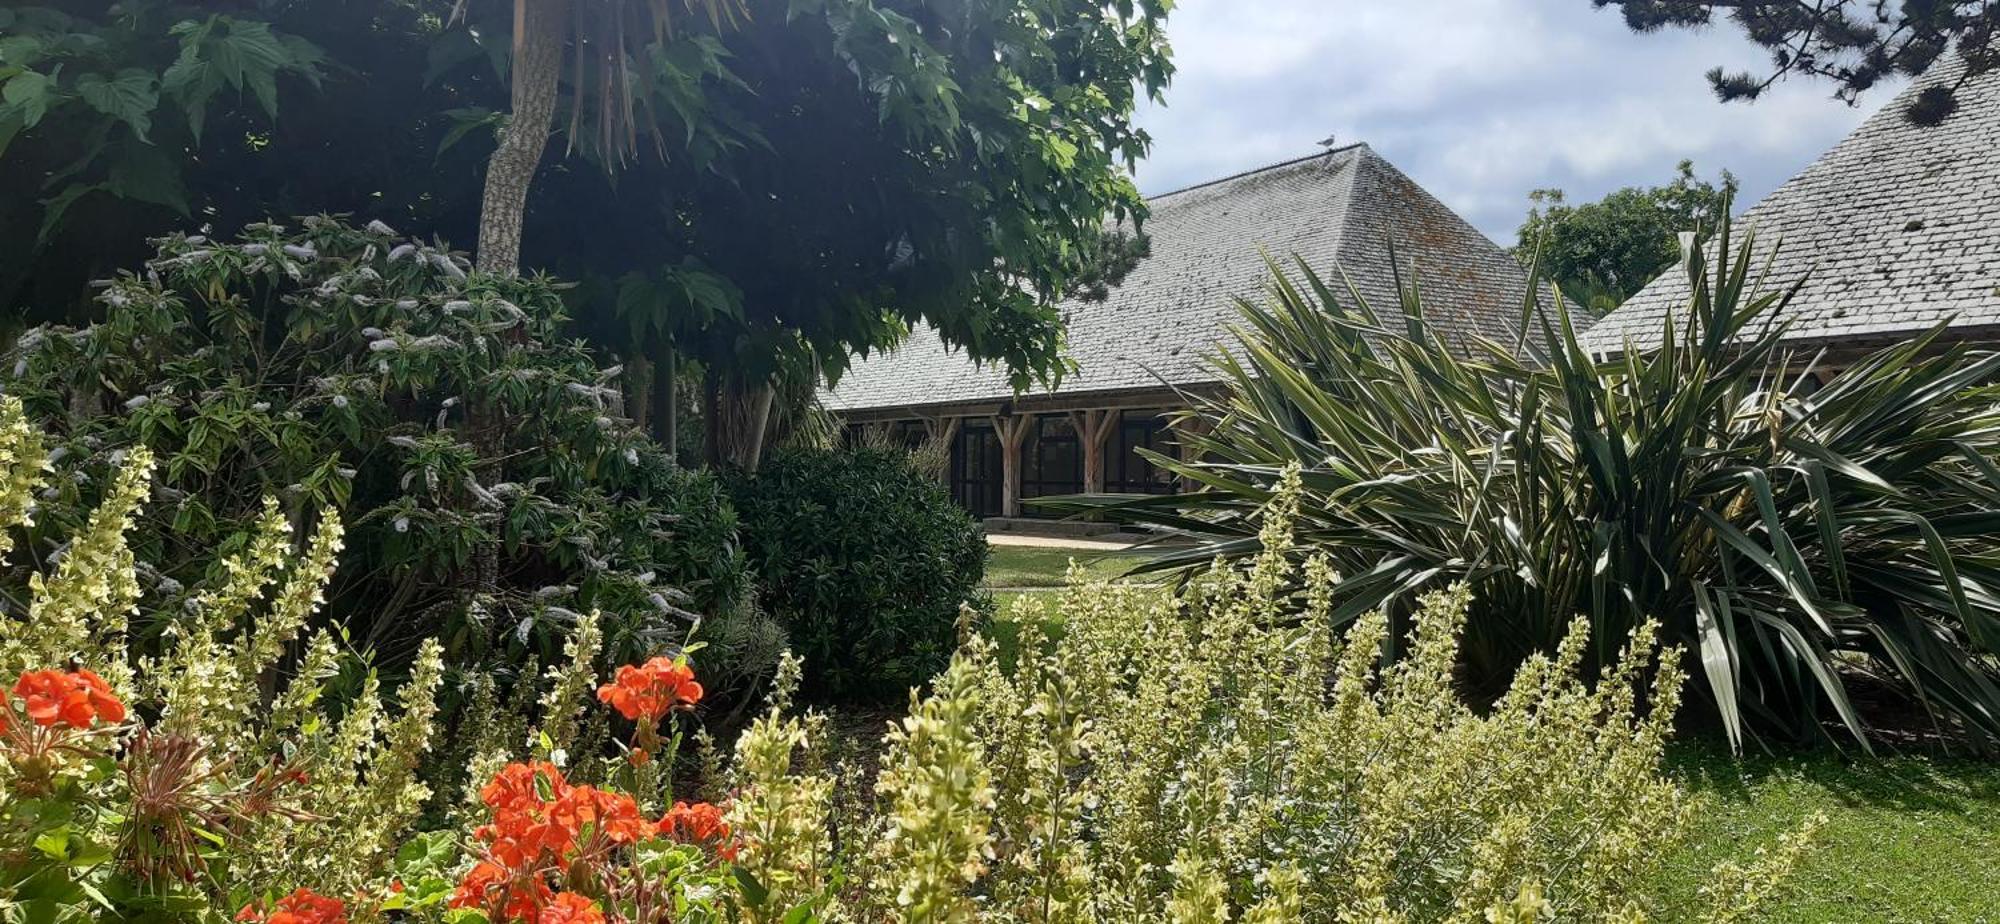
[456,0,748,275]
[532,0,1174,469]
[1514,160,1736,312]
[1593,1,1997,123]
[0,1,497,332]
[5,0,1172,475]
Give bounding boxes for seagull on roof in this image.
[1317,133,1338,148]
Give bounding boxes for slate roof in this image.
[825,143,1547,415]
[1581,47,2000,354]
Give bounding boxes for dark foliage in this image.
[2,217,748,677]
[727,448,987,702]
[1594,1,1997,123]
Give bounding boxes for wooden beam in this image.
[922,414,962,445]
[1068,408,1119,494]
[992,413,1034,518]
[837,383,1226,425]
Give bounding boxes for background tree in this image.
[1593,1,1997,123]
[5,0,1173,475]
[1514,159,1736,313]
[534,0,1174,470]
[0,3,337,331]
[459,0,746,275]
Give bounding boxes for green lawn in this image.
[1656,744,2000,922]
[976,545,2000,923]
[983,544,1142,589]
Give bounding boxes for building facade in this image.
[827,143,1552,520]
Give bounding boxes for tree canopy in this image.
[2,0,1173,467]
[1514,160,1736,313]
[1593,1,1996,124]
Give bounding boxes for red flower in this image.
[456,762,659,920]
[595,657,702,723]
[551,785,655,846]
[237,888,347,924]
[11,668,125,729]
[537,892,606,924]
[450,860,553,921]
[662,801,737,860]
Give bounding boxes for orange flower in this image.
[450,860,553,921]
[476,761,578,865]
[237,888,347,924]
[537,892,606,924]
[11,668,126,729]
[551,785,655,846]
[595,657,702,723]
[662,801,736,860]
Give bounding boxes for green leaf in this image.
[3,69,52,127]
[106,140,191,215]
[75,68,158,141]
[733,866,771,906]
[35,182,105,249]
[437,107,502,159]
[161,51,218,141]
[0,34,44,65]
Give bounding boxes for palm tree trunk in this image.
[476,0,569,275]
[653,343,679,463]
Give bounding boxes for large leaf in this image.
[75,68,158,141]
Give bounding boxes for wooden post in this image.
[993,413,1034,518]
[921,415,962,485]
[1172,415,1214,493]
[1068,409,1119,493]
[922,414,962,446]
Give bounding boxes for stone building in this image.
[826,142,1549,520]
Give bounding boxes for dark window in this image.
[951,423,1003,518]
[1107,412,1179,495]
[1022,416,1083,510]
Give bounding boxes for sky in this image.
[1129,0,1910,243]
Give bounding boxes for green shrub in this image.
[727,448,986,701]
[1057,219,2000,752]
[3,217,750,678]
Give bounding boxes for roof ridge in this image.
[1145,142,1369,202]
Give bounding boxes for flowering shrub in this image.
[384,469,1813,923]
[1,376,1812,922]
[0,394,443,918]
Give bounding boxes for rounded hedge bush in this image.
[727,448,986,701]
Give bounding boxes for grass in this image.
[1657,743,2000,922]
[983,544,1140,588]
[976,537,2000,922]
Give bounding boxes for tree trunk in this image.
[702,365,723,468]
[653,343,678,464]
[476,0,569,275]
[739,384,775,472]
[628,351,652,432]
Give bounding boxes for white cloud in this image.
[1132,0,1905,241]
